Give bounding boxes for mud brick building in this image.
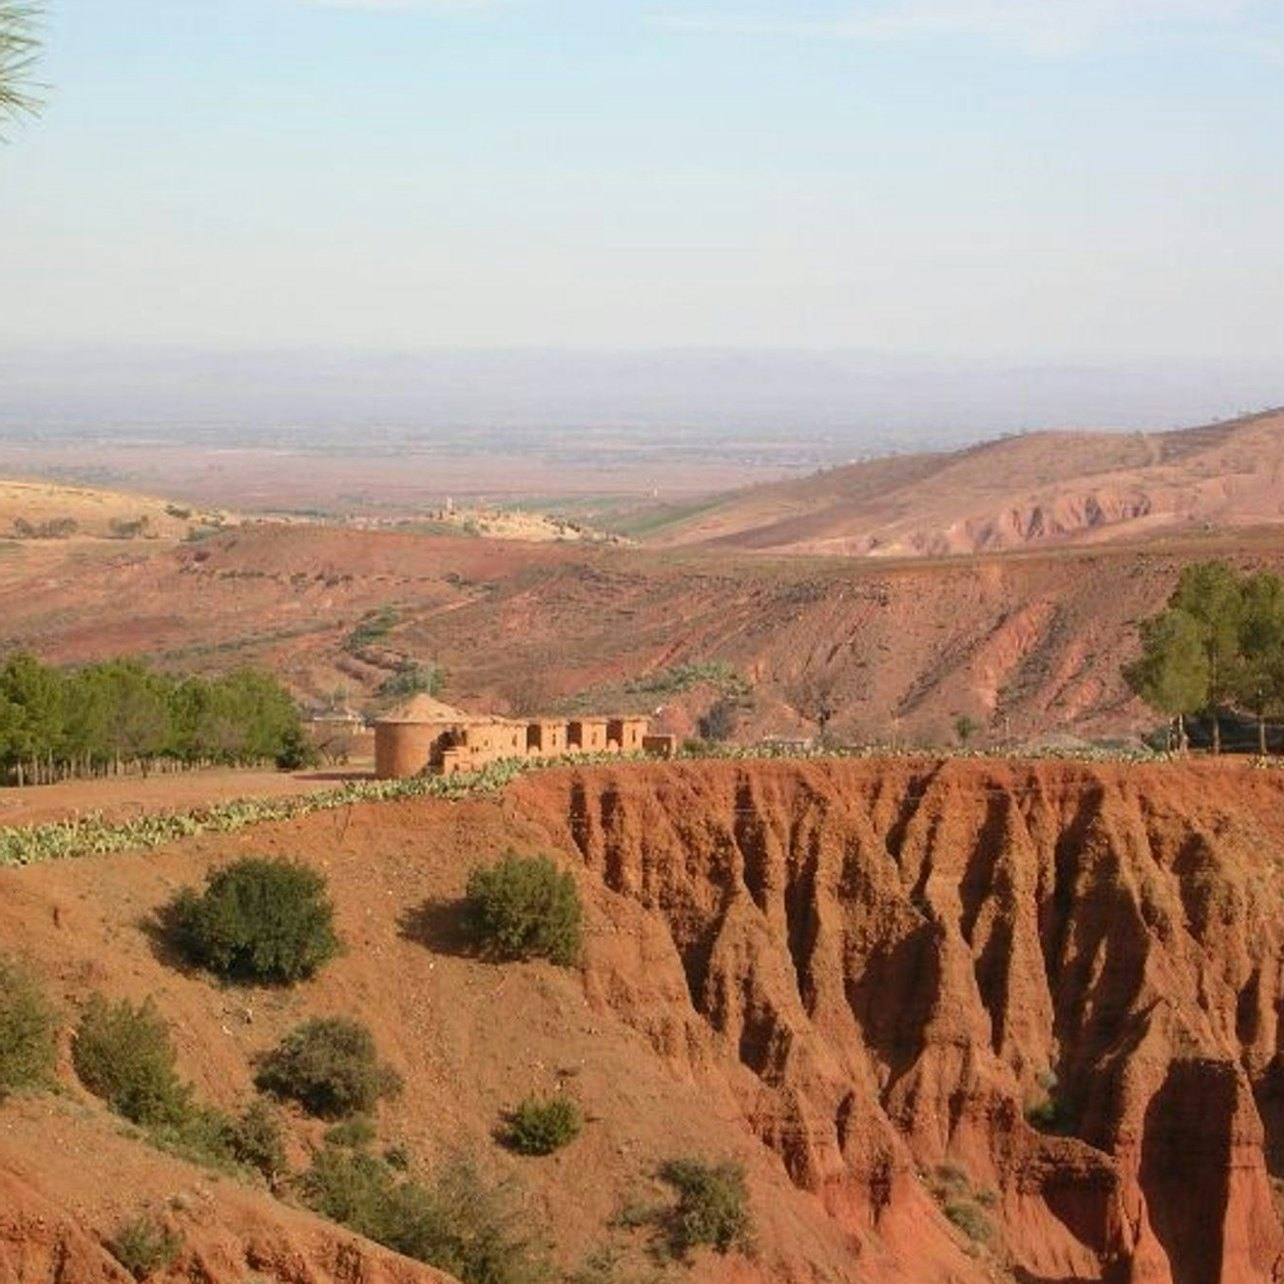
[374,695,667,778]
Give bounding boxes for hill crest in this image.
[642,407,1284,557]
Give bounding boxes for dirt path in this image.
[0,762,374,829]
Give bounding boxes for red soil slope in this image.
[5,516,1284,745]
[3,758,1284,1281]
[0,1137,454,1284]
[644,409,1284,558]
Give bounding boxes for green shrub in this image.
[325,1115,378,1149]
[72,995,191,1126]
[110,1095,279,1178]
[1025,1097,1062,1132]
[109,1213,183,1279]
[300,1148,554,1284]
[344,607,400,653]
[697,696,741,743]
[657,1157,752,1258]
[927,1164,995,1245]
[228,1098,287,1180]
[465,853,582,966]
[378,661,444,701]
[70,995,282,1176]
[501,1095,582,1156]
[170,857,339,984]
[623,662,748,699]
[943,1196,992,1243]
[567,1243,666,1284]
[301,1143,408,1229]
[274,725,321,771]
[426,1160,557,1284]
[0,957,58,1095]
[255,1016,402,1119]
[146,1102,237,1170]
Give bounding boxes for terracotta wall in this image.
[375,723,442,779]
[527,720,567,757]
[569,719,609,752]
[608,717,647,751]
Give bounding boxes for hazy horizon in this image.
[1,348,1280,465]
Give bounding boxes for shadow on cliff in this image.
[1138,1059,1235,1284]
[1255,1055,1284,1178]
[1013,1274,1096,1284]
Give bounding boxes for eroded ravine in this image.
[512,757,1284,1283]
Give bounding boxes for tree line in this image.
[1125,560,1284,753]
[0,654,309,785]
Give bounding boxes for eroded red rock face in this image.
[512,758,1284,1283]
[0,1171,129,1283]
[0,1162,457,1284]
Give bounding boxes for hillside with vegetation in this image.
[6,505,1284,752]
[3,412,1284,754]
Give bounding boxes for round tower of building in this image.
[374,721,439,779]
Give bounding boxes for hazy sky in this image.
[4,0,1284,361]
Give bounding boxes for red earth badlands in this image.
[511,757,1284,1282]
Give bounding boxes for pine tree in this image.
[1236,571,1284,755]
[1168,561,1246,754]
[1124,608,1209,751]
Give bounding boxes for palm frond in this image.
[0,1,43,126]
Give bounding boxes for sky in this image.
[3,0,1284,370]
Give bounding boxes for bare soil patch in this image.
[0,766,362,829]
